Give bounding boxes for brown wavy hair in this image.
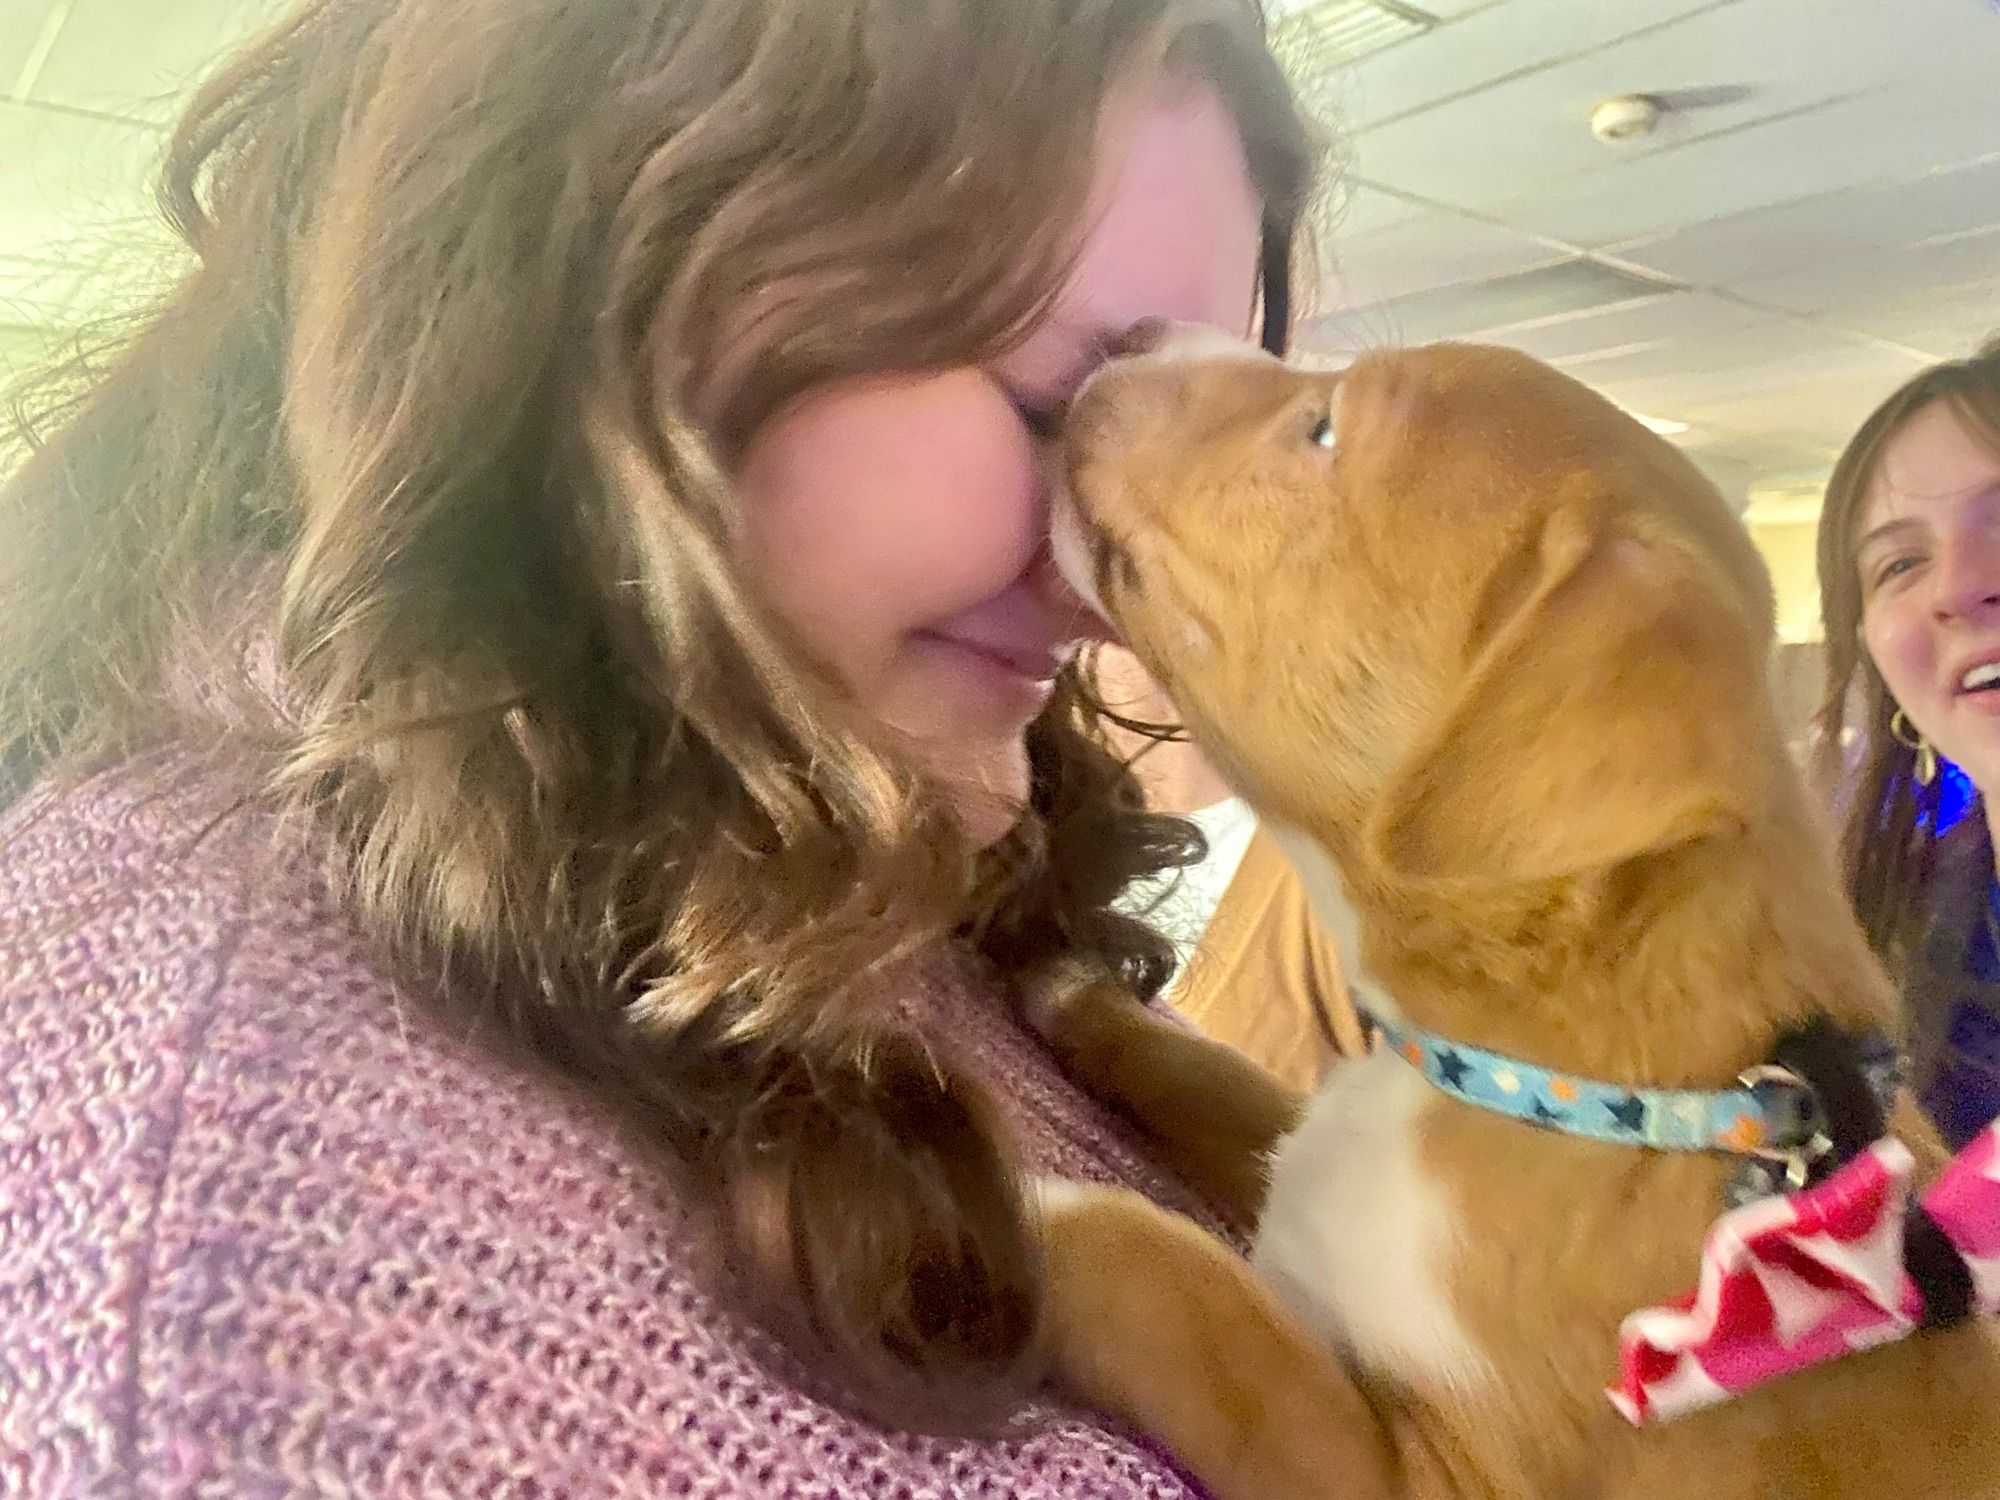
[0,0,1317,1432]
[1814,335,2000,969]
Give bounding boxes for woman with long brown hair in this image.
[1815,335,2000,1149]
[0,0,1361,1491]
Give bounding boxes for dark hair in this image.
[0,0,1319,1433]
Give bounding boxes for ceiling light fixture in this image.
[1269,0,1438,86]
[1589,93,1664,144]
[1617,407,1691,437]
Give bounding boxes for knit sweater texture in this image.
[0,752,1219,1497]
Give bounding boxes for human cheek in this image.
[1863,602,1937,720]
[733,394,918,688]
[732,374,1043,676]
[880,383,1047,605]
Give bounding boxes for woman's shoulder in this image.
[0,755,1209,1497]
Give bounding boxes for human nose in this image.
[1930,527,2000,623]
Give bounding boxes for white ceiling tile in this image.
[1349,0,2000,245]
[1484,81,2000,250]
[1606,157,2000,288]
[1418,0,1517,17]
[1621,329,1915,400]
[1726,231,2000,322]
[1822,279,2000,359]
[25,0,288,122]
[1345,3,1824,207]
[1303,0,2000,493]
[1302,255,1672,348]
[1709,359,1932,437]
[1518,309,1855,403]
[1685,430,1845,480]
[1588,338,1930,457]
[1325,211,1562,304]
[1494,289,1773,365]
[0,1,63,95]
[1316,0,1723,132]
[1326,182,1431,237]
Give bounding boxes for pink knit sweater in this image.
[0,753,1222,1497]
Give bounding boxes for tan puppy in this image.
[1028,338,2000,1500]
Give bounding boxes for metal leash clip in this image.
[1736,1063,1835,1192]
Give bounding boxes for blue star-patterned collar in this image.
[1370,1013,1828,1174]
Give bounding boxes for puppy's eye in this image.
[1308,413,1337,450]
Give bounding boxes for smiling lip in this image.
[922,631,1070,684]
[1950,648,2000,695]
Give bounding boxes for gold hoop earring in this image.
[1890,709,1939,786]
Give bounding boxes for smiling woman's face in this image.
[1857,398,2000,795]
[729,76,1263,842]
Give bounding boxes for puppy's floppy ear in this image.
[1367,500,1771,886]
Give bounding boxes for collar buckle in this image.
[1736,1063,1833,1189]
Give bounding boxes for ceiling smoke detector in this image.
[1589,93,1664,144]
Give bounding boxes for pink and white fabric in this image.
[1609,1120,2000,1425]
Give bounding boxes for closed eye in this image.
[1869,554,1923,592]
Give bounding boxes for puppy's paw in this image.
[1029,1173,1137,1227]
[1019,953,1134,1047]
[1031,1176,1397,1500]
[1029,1175,1195,1388]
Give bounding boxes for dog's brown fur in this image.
[1030,341,2000,1500]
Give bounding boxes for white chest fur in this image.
[1252,1050,1494,1396]
[1252,823,1494,1396]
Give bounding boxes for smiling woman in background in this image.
[1816,335,2000,1147]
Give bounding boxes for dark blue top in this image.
[1921,879,2000,1148]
